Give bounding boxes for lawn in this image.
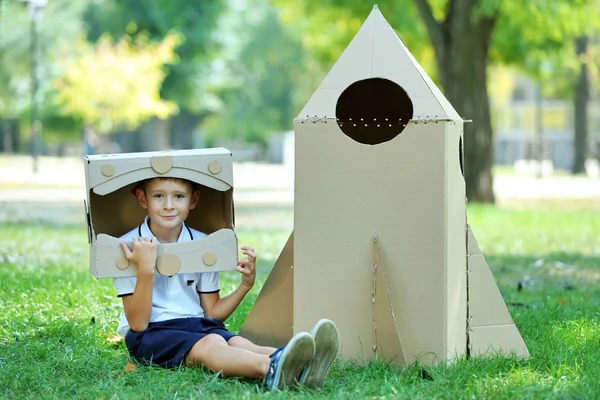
[1,204,599,399]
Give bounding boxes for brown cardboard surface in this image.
[90,229,238,278]
[468,254,514,326]
[294,122,466,364]
[208,160,223,175]
[101,164,115,177]
[467,225,481,255]
[470,325,530,358]
[116,256,130,270]
[150,155,174,174]
[444,123,468,360]
[86,148,233,194]
[203,252,217,266]
[156,253,181,276]
[238,232,294,347]
[291,5,467,365]
[467,225,529,358]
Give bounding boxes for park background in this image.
[2,0,600,399]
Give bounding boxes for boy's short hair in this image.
[135,177,199,194]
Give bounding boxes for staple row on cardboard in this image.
[297,117,455,125]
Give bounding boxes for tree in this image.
[53,33,180,135]
[492,2,599,175]
[0,0,88,151]
[82,0,228,150]
[202,0,318,148]
[412,0,496,202]
[573,37,590,173]
[272,0,600,202]
[85,0,230,113]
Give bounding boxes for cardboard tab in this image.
[156,253,181,276]
[150,155,174,174]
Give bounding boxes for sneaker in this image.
[298,319,340,389]
[265,332,315,391]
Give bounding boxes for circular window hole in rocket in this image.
[335,78,413,145]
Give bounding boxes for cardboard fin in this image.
[238,232,294,347]
[470,325,530,358]
[467,225,530,358]
[372,234,410,367]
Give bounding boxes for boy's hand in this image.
[237,246,256,289]
[120,237,157,276]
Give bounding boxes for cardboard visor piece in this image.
[240,4,529,366]
[84,148,238,279]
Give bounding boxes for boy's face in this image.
[135,178,200,232]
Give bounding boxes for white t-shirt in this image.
[113,216,220,336]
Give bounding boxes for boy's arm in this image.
[119,237,158,332]
[200,246,256,321]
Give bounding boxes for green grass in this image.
[1,204,600,399]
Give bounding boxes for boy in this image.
[113,176,340,390]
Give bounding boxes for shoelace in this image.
[267,346,285,383]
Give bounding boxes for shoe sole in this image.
[272,332,315,391]
[300,319,340,389]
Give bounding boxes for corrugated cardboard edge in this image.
[238,232,294,347]
[445,124,468,361]
[467,225,530,358]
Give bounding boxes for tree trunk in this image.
[413,0,496,203]
[572,36,589,174]
[139,117,171,151]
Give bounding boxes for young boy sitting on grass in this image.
[113,176,340,390]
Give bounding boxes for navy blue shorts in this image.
[125,317,236,368]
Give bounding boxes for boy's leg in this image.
[187,334,270,379]
[227,335,277,356]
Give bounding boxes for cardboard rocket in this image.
[84,148,238,278]
[239,5,529,366]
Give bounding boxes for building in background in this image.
[492,70,600,171]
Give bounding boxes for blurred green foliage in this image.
[270,0,599,202]
[83,0,226,114]
[0,0,598,154]
[53,33,180,134]
[202,0,322,147]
